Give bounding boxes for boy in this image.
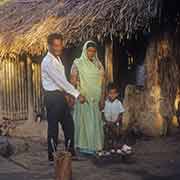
[104,83,125,124]
[103,83,125,149]
[103,83,132,154]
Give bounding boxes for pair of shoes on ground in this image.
[110,144,132,155]
[121,144,132,154]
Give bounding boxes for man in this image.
[41,33,85,162]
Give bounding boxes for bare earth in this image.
[0,134,180,180]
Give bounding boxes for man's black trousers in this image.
[44,90,75,158]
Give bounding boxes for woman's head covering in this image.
[86,41,97,49]
[73,41,104,100]
[78,40,103,70]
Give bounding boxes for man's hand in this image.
[65,94,75,108]
[78,95,86,104]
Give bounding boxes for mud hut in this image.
[58,0,180,136]
[0,0,180,137]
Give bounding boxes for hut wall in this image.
[123,32,180,136]
[32,62,44,118]
[1,57,28,121]
[0,56,43,122]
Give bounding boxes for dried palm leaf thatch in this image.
[0,0,63,34]
[0,16,60,56]
[60,0,161,45]
[0,0,161,55]
[0,0,64,56]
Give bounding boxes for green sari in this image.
[73,41,104,154]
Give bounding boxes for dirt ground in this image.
[0,134,180,180]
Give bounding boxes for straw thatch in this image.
[61,0,160,44]
[0,0,161,56]
[0,0,64,56]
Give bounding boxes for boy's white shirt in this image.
[103,99,125,122]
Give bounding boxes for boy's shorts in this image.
[104,122,123,140]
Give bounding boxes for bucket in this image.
[54,151,72,180]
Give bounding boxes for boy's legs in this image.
[104,123,115,150]
[104,124,110,150]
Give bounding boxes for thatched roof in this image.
[0,0,161,56]
[61,0,160,44]
[0,0,64,56]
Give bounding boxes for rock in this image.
[0,136,14,158]
[0,120,16,136]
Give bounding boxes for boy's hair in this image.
[107,82,119,92]
[47,33,63,45]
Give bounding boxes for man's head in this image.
[107,82,119,102]
[47,33,64,57]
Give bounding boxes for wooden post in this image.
[0,59,3,122]
[105,39,113,84]
[27,56,34,121]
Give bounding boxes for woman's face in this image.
[87,47,97,61]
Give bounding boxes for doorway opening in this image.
[113,36,147,99]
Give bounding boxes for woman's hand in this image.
[78,94,87,104]
[99,98,105,111]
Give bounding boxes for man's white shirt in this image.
[103,99,125,122]
[41,52,80,98]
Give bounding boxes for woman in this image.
[70,41,105,154]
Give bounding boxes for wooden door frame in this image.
[105,39,113,84]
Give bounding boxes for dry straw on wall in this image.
[123,33,180,136]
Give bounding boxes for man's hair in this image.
[107,82,119,92]
[47,33,63,45]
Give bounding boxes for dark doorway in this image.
[113,36,147,99]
